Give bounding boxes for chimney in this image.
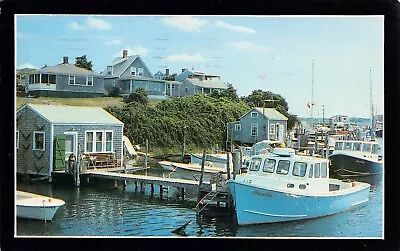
[123,50,128,58]
[63,56,68,64]
[165,68,170,76]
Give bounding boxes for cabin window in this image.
[371,144,378,154]
[138,67,144,76]
[87,76,94,86]
[262,158,276,173]
[69,75,75,85]
[353,142,361,151]
[251,112,258,118]
[344,142,352,150]
[235,124,241,131]
[314,163,320,178]
[292,162,307,177]
[276,160,290,175]
[321,162,328,178]
[362,143,371,152]
[33,131,45,151]
[335,142,343,150]
[251,123,258,136]
[131,67,137,76]
[16,131,19,149]
[85,130,113,153]
[107,66,113,75]
[34,74,40,83]
[309,164,314,178]
[249,158,262,171]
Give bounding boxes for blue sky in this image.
[16,15,384,118]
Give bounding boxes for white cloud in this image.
[68,21,87,30]
[215,21,256,33]
[228,41,272,53]
[105,39,121,45]
[161,16,208,32]
[17,63,36,69]
[113,46,150,57]
[166,53,206,62]
[86,17,112,30]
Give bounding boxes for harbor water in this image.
[16,163,383,238]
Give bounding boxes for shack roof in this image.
[37,64,102,76]
[20,104,123,125]
[240,107,288,121]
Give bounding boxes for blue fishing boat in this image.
[227,148,370,225]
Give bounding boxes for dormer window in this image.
[138,67,144,76]
[107,66,113,75]
[131,67,137,76]
[251,112,258,118]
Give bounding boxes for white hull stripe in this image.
[351,199,369,207]
[244,209,307,218]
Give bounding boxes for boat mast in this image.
[369,67,375,137]
[311,60,314,120]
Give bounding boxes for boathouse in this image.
[226,107,288,145]
[16,104,124,177]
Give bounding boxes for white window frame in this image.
[16,130,19,149]
[33,131,45,151]
[84,130,113,153]
[234,124,241,131]
[64,131,78,160]
[131,67,137,76]
[251,112,258,118]
[69,75,75,85]
[138,67,144,76]
[86,76,94,86]
[270,124,276,135]
[251,123,258,136]
[107,66,113,75]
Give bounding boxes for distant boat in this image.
[227,148,371,225]
[16,190,65,221]
[329,140,382,179]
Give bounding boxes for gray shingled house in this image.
[178,79,228,97]
[227,107,288,145]
[16,104,124,177]
[24,57,104,98]
[103,50,166,99]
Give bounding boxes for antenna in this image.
[311,60,315,119]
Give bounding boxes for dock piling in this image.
[197,149,206,204]
[232,151,240,180]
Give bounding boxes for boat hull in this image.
[17,205,62,221]
[329,153,382,178]
[227,181,370,225]
[16,191,65,221]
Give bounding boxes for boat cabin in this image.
[245,148,332,193]
[333,140,379,155]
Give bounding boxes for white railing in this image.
[27,83,57,91]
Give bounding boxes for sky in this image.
[16,15,384,118]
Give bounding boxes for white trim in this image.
[251,123,258,136]
[64,131,78,160]
[33,131,45,151]
[131,66,137,76]
[68,75,75,85]
[84,130,114,153]
[138,67,144,77]
[234,124,241,131]
[86,76,94,86]
[49,124,54,175]
[251,112,258,118]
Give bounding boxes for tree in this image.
[123,88,148,105]
[164,73,177,81]
[213,83,239,102]
[75,55,93,71]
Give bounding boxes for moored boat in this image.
[227,148,371,225]
[329,140,382,179]
[16,190,65,221]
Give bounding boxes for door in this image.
[54,135,66,171]
[65,132,78,160]
[278,124,285,141]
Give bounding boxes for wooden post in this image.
[134,181,138,191]
[226,151,231,180]
[232,151,240,180]
[140,182,144,193]
[197,149,206,203]
[181,188,184,201]
[160,185,163,199]
[74,145,81,187]
[150,184,154,196]
[114,180,118,189]
[145,139,149,168]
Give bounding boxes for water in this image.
[16,164,383,238]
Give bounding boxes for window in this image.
[41,74,49,83]
[353,142,361,151]
[262,158,276,173]
[87,76,93,86]
[321,162,327,178]
[29,75,34,84]
[131,67,137,76]
[85,131,113,153]
[344,142,352,150]
[16,131,19,149]
[292,162,307,177]
[276,160,290,175]
[69,75,75,85]
[138,67,144,76]
[270,124,275,135]
[251,123,258,136]
[251,112,258,118]
[234,124,241,131]
[335,142,344,150]
[362,143,372,152]
[107,66,113,75]
[249,158,262,171]
[49,74,56,84]
[309,164,314,178]
[33,132,45,151]
[314,163,320,178]
[185,87,189,93]
[34,74,40,83]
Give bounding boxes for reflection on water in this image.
[16,163,383,238]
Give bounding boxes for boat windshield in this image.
[276,160,290,175]
[362,143,372,153]
[344,142,352,150]
[371,144,378,154]
[353,142,361,151]
[292,162,307,177]
[335,142,344,150]
[249,157,262,171]
[262,158,276,173]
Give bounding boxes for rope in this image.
[196,190,221,215]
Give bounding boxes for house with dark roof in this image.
[227,107,288,145]
[24,57,104,98]
[175,68,221,82]
[103,50,167,99]
[16,104,124,178]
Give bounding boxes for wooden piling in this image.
[150,184,154,196]
[232,151,240,180]
[160,185,163,199]
[181,187,184,201]
[226,151,231,180]
[197,149,206,203]
[134,181,138,191]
